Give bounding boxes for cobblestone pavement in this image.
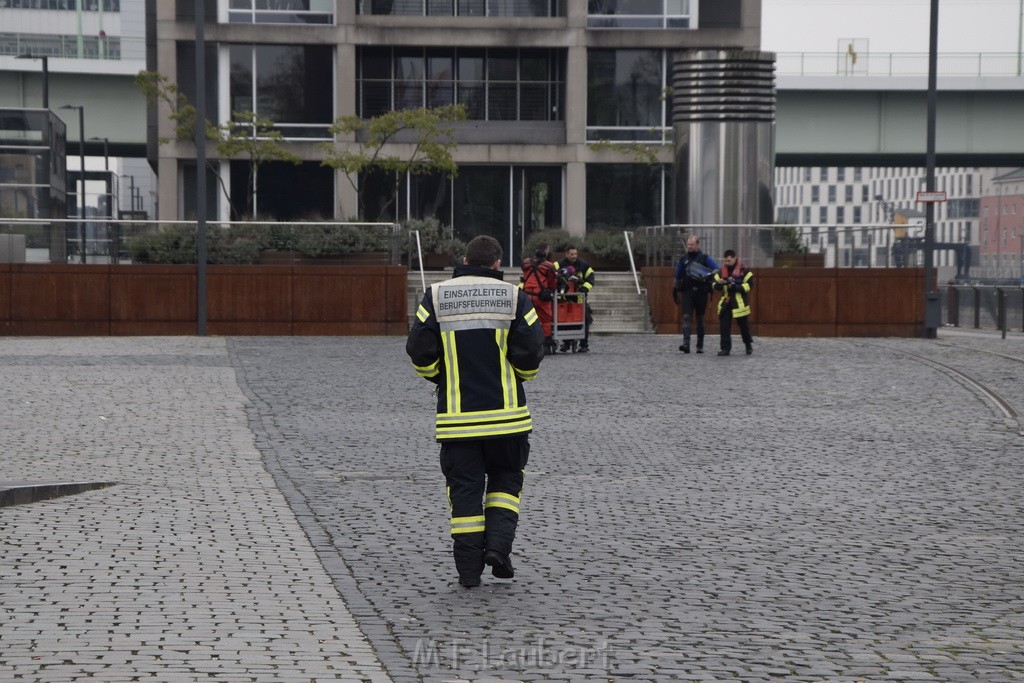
[2,331,1023,682]
[227,331,1024,682]
[0,338,390,682]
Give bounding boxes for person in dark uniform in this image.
[553,245,595,353]
[671,235,719,354]
[406,235,545,588]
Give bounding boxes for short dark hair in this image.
[564,243,577,251]
[466,235,503,266]
[533,243,549,258]
[723,249,736,258]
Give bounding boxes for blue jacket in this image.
[674,251,719,292]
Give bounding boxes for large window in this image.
[586,164,666,229]
[228,0,334,24]
[229,160,333,220]
[229,44,334,138]
[587,0,692,28]
[358,165,562,264]
[357,0,563,16]
[587,50,668,142]
[358,47,563,122]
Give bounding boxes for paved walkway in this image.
[1,331,1022,682]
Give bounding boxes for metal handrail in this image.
[622,230,642,295]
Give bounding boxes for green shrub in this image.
[294,224,365,257]
[581,229,630,262]
[126,223,261,264]
[524,228,573,257]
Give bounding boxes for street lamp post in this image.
[15,53,48,110]
[60,104,87,264]
[89,136,109,171]
[923,0,939,338]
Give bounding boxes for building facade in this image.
[0,0,155,221]
[774,165,987,277]
[979,168,1024,279]
[149,0,762,264]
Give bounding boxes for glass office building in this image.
[151,0,761,263]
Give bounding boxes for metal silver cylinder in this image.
[672,50,776,227]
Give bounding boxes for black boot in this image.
[484,549,515,579]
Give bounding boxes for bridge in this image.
[1,50,1023,165]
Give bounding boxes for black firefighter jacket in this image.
[406,264,545,442]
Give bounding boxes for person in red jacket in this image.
[520,244,558,354]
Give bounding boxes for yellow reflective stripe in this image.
[436,406,530,423]
[416,304,431,323]
[523,307,538,325]
[451,515,486,534]
[442,330,460,412]
[495,328,516,408]
[413,359,440,378]
[487,491,520,504]
[485,492,521,513]
[514,366,538,381]
[437,419,533,439]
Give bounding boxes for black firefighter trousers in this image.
[439,435,530,580]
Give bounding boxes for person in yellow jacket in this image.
[712,249,754,356]
[406,235,545,588]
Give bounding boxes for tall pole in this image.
[76,0,84,59]
[77,107,86,264]
[1019,0,1023,76]
[195,0,208,335]
[924,0,939,338]
[40,56,48,110]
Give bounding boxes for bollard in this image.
[947,286,959,327]
[997,288,1006,340]
[973,286,981,329]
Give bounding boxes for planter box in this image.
[774,252,826,268]
[1,263,408,336]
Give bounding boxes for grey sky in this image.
[762,0,1023,53]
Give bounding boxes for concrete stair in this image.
[406,268,652,335]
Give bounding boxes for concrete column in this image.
[158,156,178,220]
[565,162,586,237]
[334,42,357,219]
[672,50,776,227]
[564,44,587,146]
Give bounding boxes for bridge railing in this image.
[0,34,146,61]
[776,52,1023,78]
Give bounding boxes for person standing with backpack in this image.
[520,244,558,354]
[671,236,719,354]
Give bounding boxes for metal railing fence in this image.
[943,285,1024,336]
